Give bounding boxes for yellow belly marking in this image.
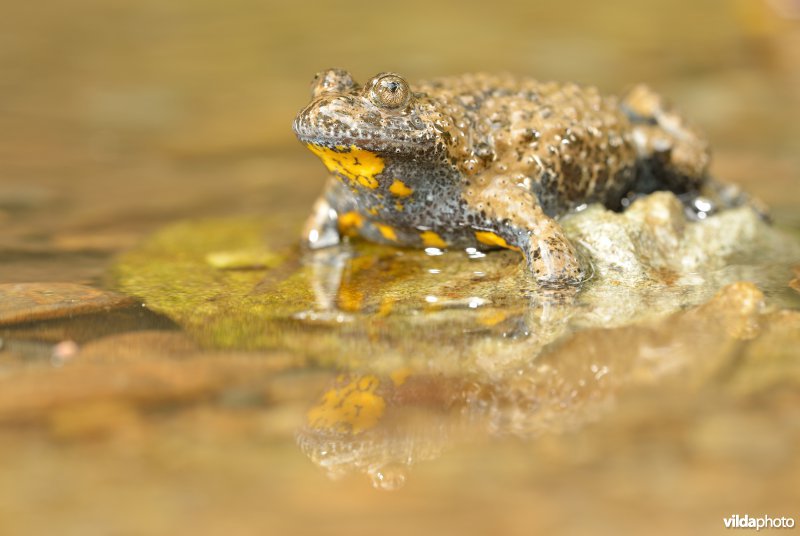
[474,231,521,252]
[389,179,414,197]
[338,211,364,236]
[306,143,383,189]
[420,230,447,248]
[376,223,397,241]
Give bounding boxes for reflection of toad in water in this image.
[296,282,778,489]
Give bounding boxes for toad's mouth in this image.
[292,116,438,154]
[293,131,429,153]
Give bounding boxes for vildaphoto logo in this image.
[723,514,796,530]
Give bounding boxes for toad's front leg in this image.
[302,177,363,250]
[469,188,585,285]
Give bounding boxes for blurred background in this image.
[1,0,799,534]
[1,0,798,285]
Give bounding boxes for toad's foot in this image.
[470,187,586,285]
[473,223,584,285]
[524,225,585,286]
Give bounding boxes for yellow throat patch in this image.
[306,143,384,189]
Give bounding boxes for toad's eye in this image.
[369,74,411,110]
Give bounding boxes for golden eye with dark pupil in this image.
[370,74,410,109]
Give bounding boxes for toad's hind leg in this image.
[621,85,769,219]
[621,84,711,195]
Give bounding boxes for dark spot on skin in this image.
[561,160,584,198]
[520,128,538,143]
[475,142,494,162]
[361,112,381,126]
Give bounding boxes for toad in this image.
[293,69,732,285]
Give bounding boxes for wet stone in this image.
[0,283,136,326]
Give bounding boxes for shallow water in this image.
[103,194,800,487]
[2,0,800,534]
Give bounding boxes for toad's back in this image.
[416,74,706,215]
